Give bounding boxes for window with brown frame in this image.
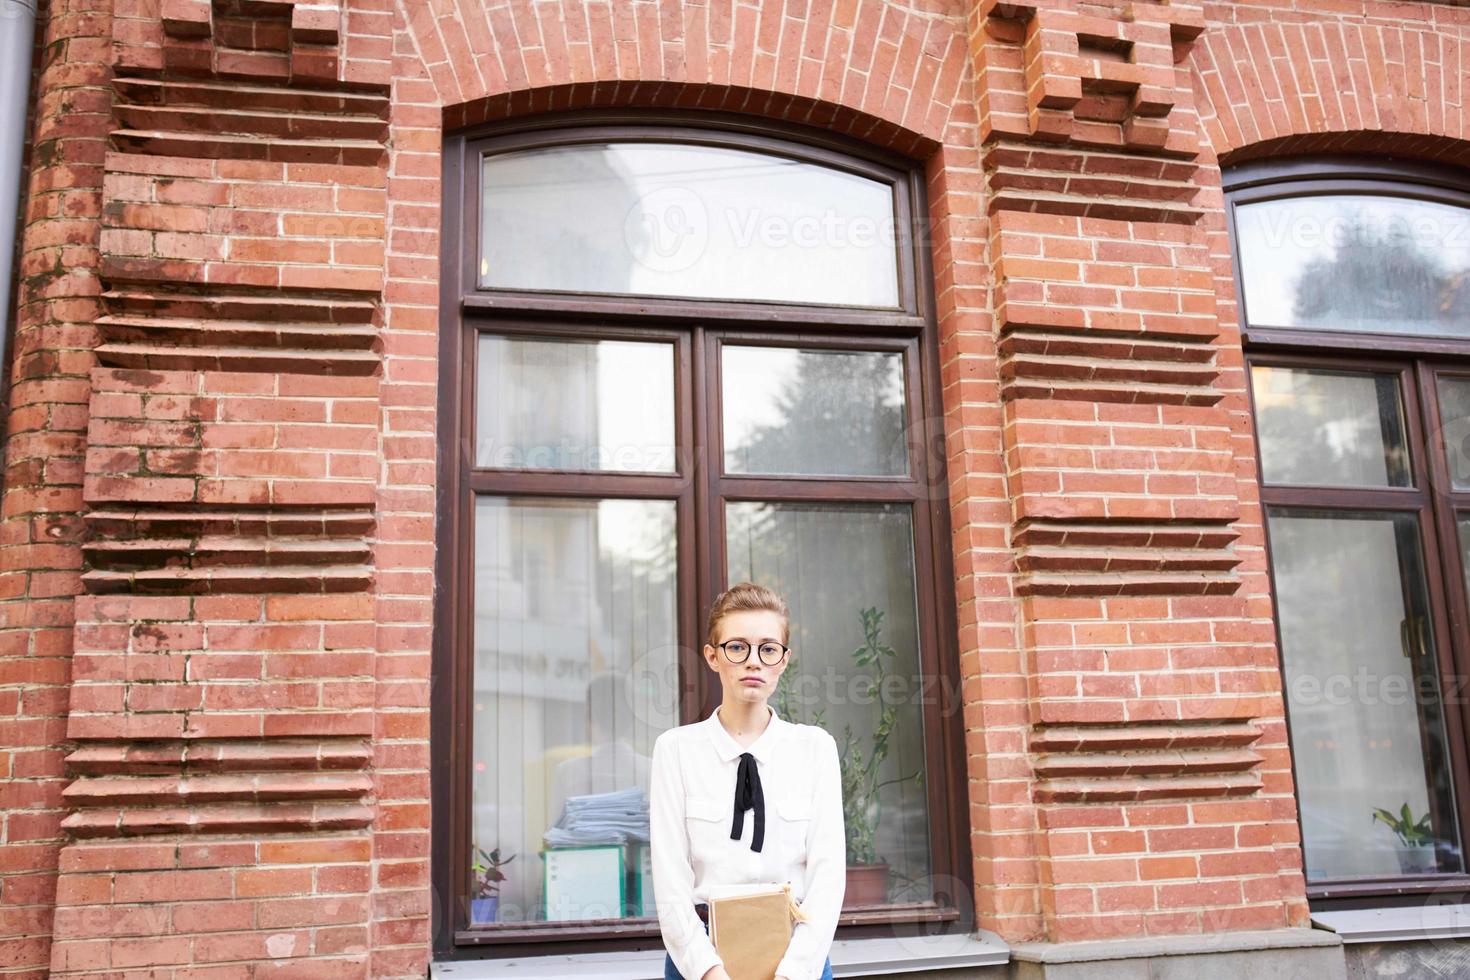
[1228,159,1470,905]
[432,113,970,960]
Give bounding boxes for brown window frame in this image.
[1228,158,1470,909]
[432,111,971,962]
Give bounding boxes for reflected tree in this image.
[726,349,908,476]
[1291,210,1470,330]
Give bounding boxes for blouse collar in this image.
[703,702,788,764]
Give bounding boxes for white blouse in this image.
[650,704,846,980]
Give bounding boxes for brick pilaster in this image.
[969,0,1310,942]
[0,2,114,975]
[29,1,397,975]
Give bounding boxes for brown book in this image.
[707,882,809,980]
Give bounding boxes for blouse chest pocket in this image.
[684,795,728,851]
[776,794,812,854]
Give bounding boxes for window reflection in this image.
[1461,519,1470,633]
[1461,519,1470,616]
[1235,195,1470,336]
[1250,366,1412,487]
[476,335,676,473]
[1436,377,1470,490]
[481,143,901,306]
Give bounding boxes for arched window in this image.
[1228,160,1470,900]
[433,113,969,959]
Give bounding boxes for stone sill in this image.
[1310,903,1470,944]
[1007,926,1342,964]
[431,932,1010,979]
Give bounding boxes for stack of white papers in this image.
[544,787,651,847]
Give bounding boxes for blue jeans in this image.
[663,915,833,980]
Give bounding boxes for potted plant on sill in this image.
[471,846,516,924]
[791,606,923,909]
[1371,803,1437,875]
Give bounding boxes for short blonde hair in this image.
[705,581,790,647]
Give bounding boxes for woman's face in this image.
[704,608,790,709]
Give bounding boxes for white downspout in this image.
[0,0,38,393]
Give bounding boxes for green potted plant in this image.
[1371,803,1437,875]
[791,606,922,908]
[471,846,516,924]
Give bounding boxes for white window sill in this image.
[432,932,1010,979]
[1310,903,1470,944]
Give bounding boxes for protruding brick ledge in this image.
[98,284,381,376]
[1014,520,1241,597]
[984,141,1204,224]
[1032,719,1264,802]
[65,738,372,773]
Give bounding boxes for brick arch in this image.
[400,0,973,153]
[443,81,945,158]
[1190,20,1470,167]
[397,0,1026,944]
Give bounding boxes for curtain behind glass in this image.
[1269,509,1463,880]
[472,497,678,922]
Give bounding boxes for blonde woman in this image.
[650,582,845,980]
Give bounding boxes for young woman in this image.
[649,582,845,980]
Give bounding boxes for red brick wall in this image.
[1,0,1465,976]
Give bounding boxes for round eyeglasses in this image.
[714,639,789,666]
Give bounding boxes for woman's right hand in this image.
[699,966,732,980]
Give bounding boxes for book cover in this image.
[707,882,809,980]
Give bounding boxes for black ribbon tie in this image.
[731,751,765,852]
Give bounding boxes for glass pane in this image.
[1235,195,1470,336]
[722,346,908,476]
[1461,518,1470,612]
[480,143,900,307]
[476,335,675,473]
[1436,377,1470,491]
[726,501,931,906]
[472,496,678,925]
[1250,365,1412,487]
[1268,508,1463,881]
